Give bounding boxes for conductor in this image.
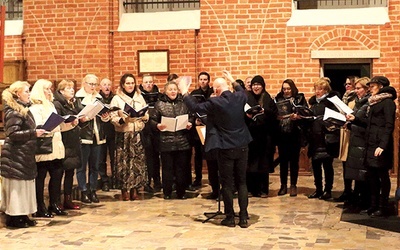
[178,70,252,228]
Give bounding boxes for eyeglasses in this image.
[86,82,98,87]
[344,83,351,86]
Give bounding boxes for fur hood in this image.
[1,89,30,116]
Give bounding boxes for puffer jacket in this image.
[345,94,369,180]
[150,94,194,152]
[0,93,37,180]
[29,102,65,162]
[307,91,341,159]
[110,87,149,133]
[75,88,106,145]
[53,90,82,170]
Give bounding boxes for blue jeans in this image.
[77,144,101,191]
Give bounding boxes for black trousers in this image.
[367,167,391,208]
[311,157,334,192]
[218,147,249,219]
[99,133,116,183]
[36,159,63,206]
[63,169,75,196]
[278,140,300,186]
[193,140,203,183]
[142,131,161,187]
[161,150,191,197]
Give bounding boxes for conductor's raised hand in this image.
[177,77,190,95]
[222,70,235,83]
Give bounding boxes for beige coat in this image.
[29,103,65,162]
[338,99,356,161]
[110,88,149,133]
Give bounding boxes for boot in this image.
[121,189,130,201]
[278,185,287,196]
[81,191,92,203]
[308,189,323,199]
[130,188,138,201]
[63,194,80,210]
[371,197,389,218]
[48,202,68,216]
[90,190,100,203]
[290,185,297,197]
[6,215,29,228]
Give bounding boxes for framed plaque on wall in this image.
[138,50,169,75]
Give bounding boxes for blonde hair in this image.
[163,81,178,93]
[30,79,54,108]
[314,78,331,92]
[57,79,75,91]
[354,77,370,90]
[83,74,98,84]
[2,81,31,116]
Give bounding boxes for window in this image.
[295,0,387,10]
[122,0,200,13]
[5,0,23,20]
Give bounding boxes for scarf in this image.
[367,92,392,115]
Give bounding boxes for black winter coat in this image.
[354,86,396,169]
[53,90,82,170]
[150,94,194,152]
[0,97,37,180]
[345,94,369,180]
[307,91,341,159]
[245,90,278,172]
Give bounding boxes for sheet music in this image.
[327,95,354,114]
[323,107,346,123]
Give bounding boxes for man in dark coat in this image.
[179,71,252,228]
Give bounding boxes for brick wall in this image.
[2,0,399,96]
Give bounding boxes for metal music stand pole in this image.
[202,171,223,223]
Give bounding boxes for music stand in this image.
[202,172,223,223]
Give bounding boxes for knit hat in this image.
[367,76,390,87]
[250,75,266,89]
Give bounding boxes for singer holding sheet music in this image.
[306,78,340,200]
[150,81,194,200]
[29,79,66,217]
[110,73,149,201]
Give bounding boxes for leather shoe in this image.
[102,182,110,192]
[360,207,378,215]
[221,217,235,227]
[192,180,202,188]
[164,195,172,200]
[278,185,287,196]
[238,218,248,228]
[23,216,37,227]
[64,195,80,210]
[308,190,323,199]
[90,191,100,203]
[370,209,387,218]
[334,191,351,202]
[319,191,332,200]
[6,216,29,229]
[121,189,130,201]
[48,203,68,216]
[81,191,92,203]
[176,195,187,200]
[290,185,297,197]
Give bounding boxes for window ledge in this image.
[5,20,23,36]
[287,7,389,26]
[118,10,200,32]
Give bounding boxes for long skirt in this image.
[115,131,147,190]
[0,177,36,215]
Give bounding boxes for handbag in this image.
[36,136,53,154]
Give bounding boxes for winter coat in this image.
[110,87,149,133]
[150,93,194,152]
[245,90,278,172]
[100,90,116,138]
[0,95,37,180]
[345,94,369,180]
[354,86,397,169]
[306,91,341,159]
[53,90,82,170]
[29,102,65,162]
[75,88,106,145]
[139,85,160,151]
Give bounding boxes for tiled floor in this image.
[1,160,400,249]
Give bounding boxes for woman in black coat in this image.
[245,75,278,197]
[347,76,396,217]
[274,79,307,197]
[53,80,83,210]
[307,78,340,200]
[0,81,46,228]
[150,81,194,199]
[344,77,370,210]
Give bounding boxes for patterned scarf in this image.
[366,92,392,116]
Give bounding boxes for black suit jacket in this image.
[184,84,252,152]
